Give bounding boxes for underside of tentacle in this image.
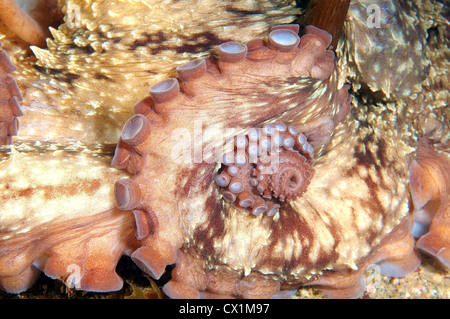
[410,137,450,268]
[0,147,135,293]
[215,123,315,216]
[110,24,376,299]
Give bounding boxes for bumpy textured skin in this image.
[0,0,448,298]
[343,0,430,99]
[111,25,423,298]
[0,0,300,294]
[8,0,299,146]
[0,43,22,145]
[342,0,450,270]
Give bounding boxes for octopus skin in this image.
[0,0,304,295]
[342,0,450,272]
[0,0,448,298]
[0,43,22,145]
[2,0,299,146]
[111,24,422,299]
[410,138,450,268]
[343,0,431,99]
[111,0,450,296]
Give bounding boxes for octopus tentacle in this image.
[0,0,47,47]
[38,209,134,292]
[0,146,134,293]
[301,0,351,49]
[0,0,447,299]
[112,24,352,298]
[410,137,450,268]
[162,214,421,299]
[306,214,420,298]
[0,208,137,293]
[0,43,22,145]
[164,250,283,299]
[215,124,315,216]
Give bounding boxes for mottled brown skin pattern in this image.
[0,0,448,298]
[112,25,422,298]
[0,44,22,145]
[6,0,299,146]
[0,0,302,295]
[341,0,450,272]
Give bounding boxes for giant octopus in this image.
[0,0,449,298]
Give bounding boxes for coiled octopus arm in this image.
[112,25,355,298]
[0,42,22,145]
[215,123,315,217]
[0,0,60,47]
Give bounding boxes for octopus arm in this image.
[0,147,136,293]
[410,137,450,268]
[7,0,299,146]
[0,43,22,145]
[110,25,422,299]
[0,0,55,47]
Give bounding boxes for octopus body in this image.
[111,18,448,297]
[343,0,431,99]
[0,0,449,298]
